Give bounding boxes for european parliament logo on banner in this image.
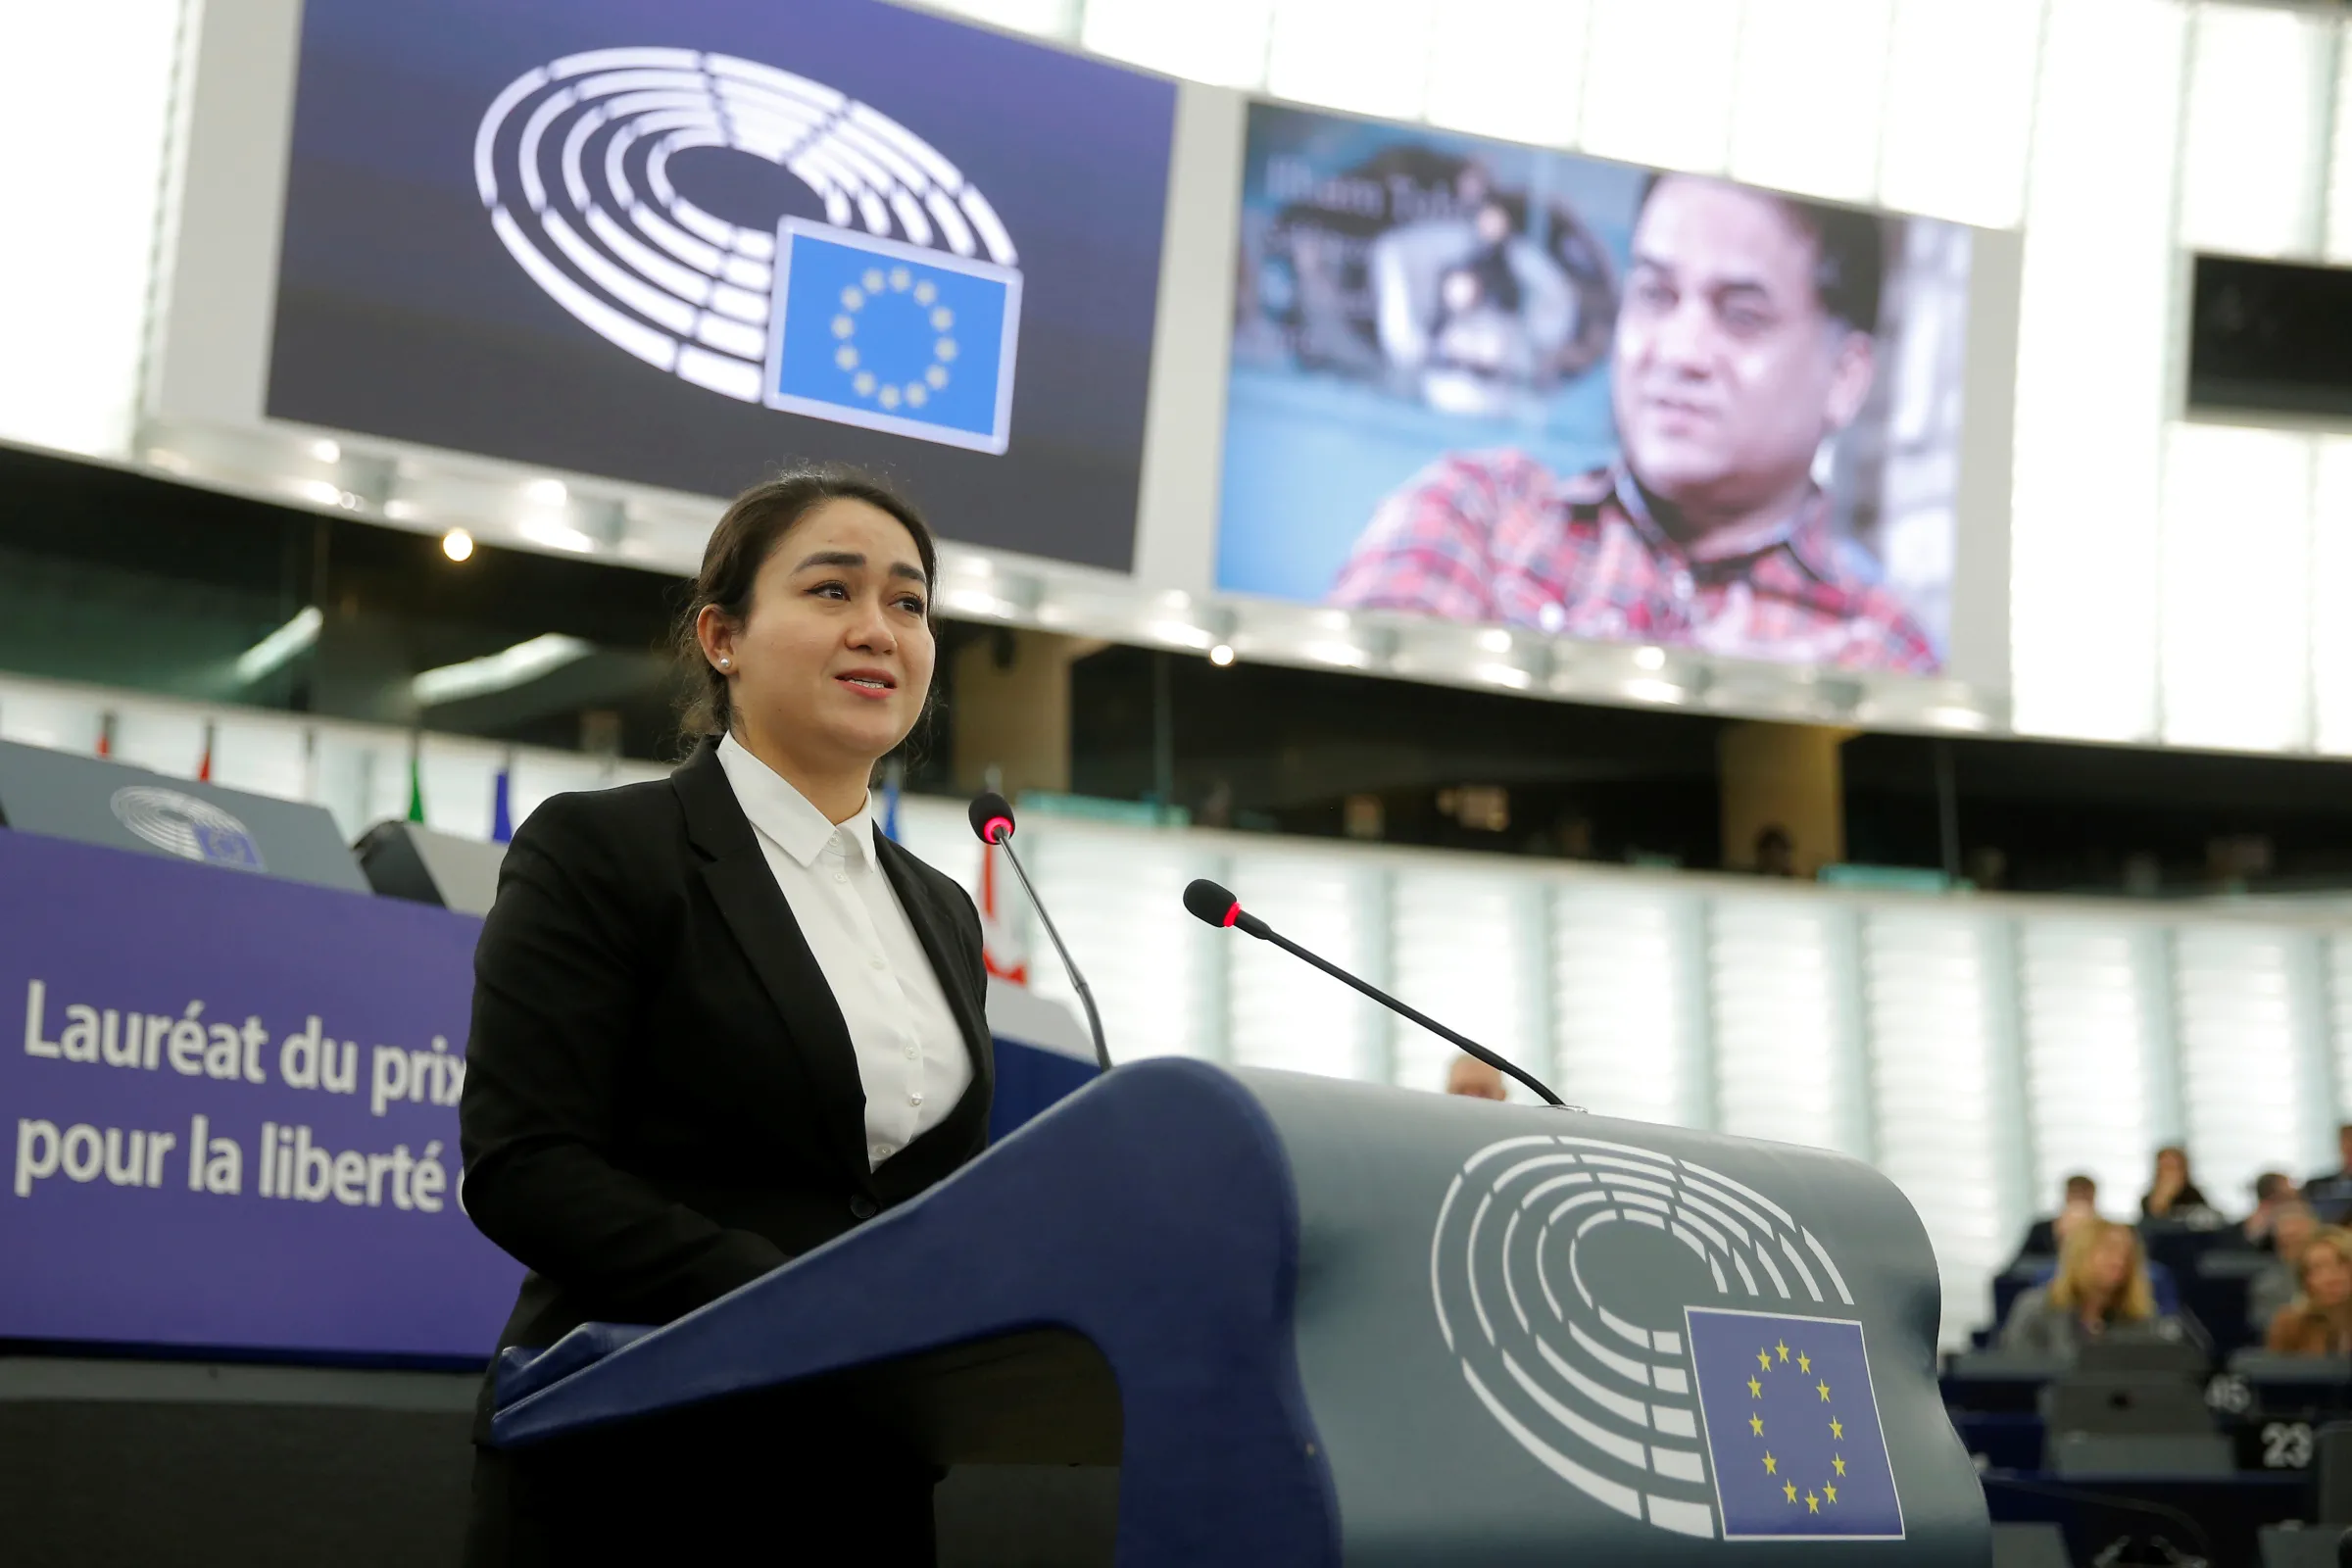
[764,219,1022,455]
[1686,1307,1904,1541]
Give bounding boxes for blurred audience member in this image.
[2249,1201,2321,1332]
[2305,1124,2352,1220]
[2236,1171,2298,1250]
[1446,1054,1506,1101]
[1999,1220,2169,1355]
[2265,1226,2352,1355]
[2139,1145,2216,1223]
[1753,825,1796,879]
[2008,1174,2098,1271]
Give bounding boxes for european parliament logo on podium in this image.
[763,218,1023,455]
[1687,1307,1904,1541]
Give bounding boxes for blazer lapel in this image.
[875,834,994,1105]
[670,741,873,1189]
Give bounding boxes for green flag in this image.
[406,750,425,823]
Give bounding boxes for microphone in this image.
[968,793,1111,1073]
[1182,878,1567,1107]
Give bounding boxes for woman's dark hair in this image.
[671,464,939,748]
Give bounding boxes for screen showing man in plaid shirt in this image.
[1217,105,1971,678]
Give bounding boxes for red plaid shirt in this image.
[1330,450,1940,674]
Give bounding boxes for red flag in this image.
[197,721,215,782]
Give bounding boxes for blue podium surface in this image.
[493,1060,1987,1566]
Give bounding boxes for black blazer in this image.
[459,738,994,1439]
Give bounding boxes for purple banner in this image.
[0,827,517,1359]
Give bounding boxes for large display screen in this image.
[267,0,1176,572]
[1218,105,1974,674]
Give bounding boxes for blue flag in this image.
[764,220,1021,454]
[1685,1307,1903,1540]
[490,763,514,845]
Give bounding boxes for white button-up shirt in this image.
[717,734,972,1169]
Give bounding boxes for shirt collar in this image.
[1607,462,1841,584]
[715,732,875,869]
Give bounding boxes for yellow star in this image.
[1747,1376,1762,1397]
[1757,1348,1772,1372]
[1776,1341,1789,1363]
[1784,1481,1797,1503]
[1824,1484,1838,1505]
[1806,1491,1821,1514]
[1748,1414,1764,1437]
[1763,1452,1778,1476]
[1817,1380,1831,1401]
[1830,1417,1844,1440]
[1833,1454,1847,1476]
[1797,1351,1812,1374]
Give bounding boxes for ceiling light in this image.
[1302,640,1368,669]
[519,515,596,553]
[310,438,341,464]
[232,606,323,685]
[1633,645,1667,670]
[523,476,569,506]
[1476,627,1513,655]
[1472,662,1532,690]
[1208,643,1236,667]
[442,528,475,563]
[412,633,594,707]
[1148,618,1212,650]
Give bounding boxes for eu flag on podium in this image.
[1685,1307,1905,1541]
[764,219,1022,455]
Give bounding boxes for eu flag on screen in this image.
[765,219,1022,455]
[1685,1307,1904,1541]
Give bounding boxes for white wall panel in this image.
[2178,2,2329,259]
[2160,423,2313,752]
[1423,0,1591,148]
[1862,910,2008,1347]
[2016,920,2160,1209]
[2008,0,2185,744]
[1878,0,2043,227]
[1576,0,1740,174]
[1028,820,1215,1060]
[2313,437,2352,756]
[2174,925,2327,1207]
[1727,0,1892,203]
[1082,0,1274,87]
[1551,882,1703,1126]
[1390,867,1535,1094]
[1266,0,1439,121]
[1225,853,1380,1078]
[1706,895,1857,1154]
[0,0,184,458]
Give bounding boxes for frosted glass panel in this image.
[1862,910,2004,1347]
[1577,0,1740,173]
[209,717,310,803]
[1878,0,2042,227]
[1266,0,1438,120]
[2330,934,2352,1120]
[1081,0,1273,87]
[893,794,984,903]
[2009,0,2184,743]
[1551,882,1699,1126]
[1707,895,1847,1152]
[2174,925,2322,1204]
[919,0,1078,38]
[508,751,617,834]
[2313,437,2352,755]
[0,681,104,755]
[112,707,207,778]
[1029,821,1210,1060]
[416,739,501,842]
[1424,0,1590,147]
[2178,2,2328,259]
[2016,921,2157,1210]
[1226,853,1377,1077]
[1391,868,1533,1094]
[2160,424,2313,752]
[1727,0,1892,203]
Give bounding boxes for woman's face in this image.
[2088,1232,2133,1295]
[710,498,934,770]
[2306,1242,2352,1309]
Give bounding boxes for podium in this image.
[492,1059,1988,1565]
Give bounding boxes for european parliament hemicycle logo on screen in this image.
[475,48,1024,453]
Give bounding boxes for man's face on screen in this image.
[1611,176,1873,526]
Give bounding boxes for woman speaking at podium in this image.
[459,466,993,1565]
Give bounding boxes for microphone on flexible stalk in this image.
[1182,878,1568,1108]
[968,792,1111,1073]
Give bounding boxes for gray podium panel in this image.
[0,739,367,893]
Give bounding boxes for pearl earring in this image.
[718,657,731,669]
